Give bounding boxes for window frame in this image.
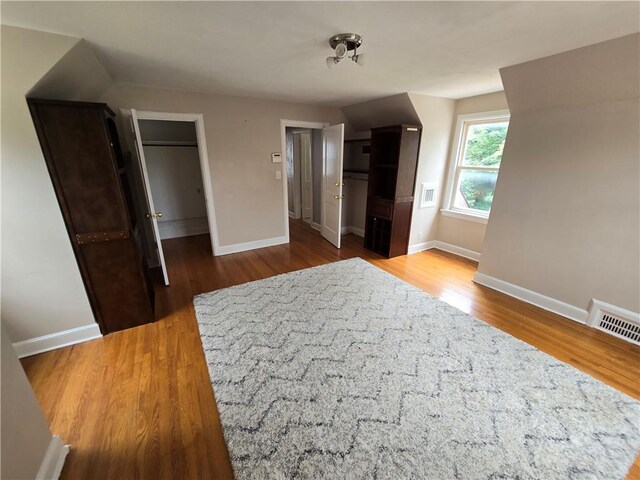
[441,109,510,223]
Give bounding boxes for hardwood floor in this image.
[22,220,640,479]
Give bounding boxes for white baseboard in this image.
[473,272,588,324]
[158,217,209,240]
[288,211,296,218]
[215,235,288,256]
[430,241,481,262]
[408,241,436,255]
[13,323,102,359]
[36,435,70,480]
[310,222,321,232]
[407,240,480,261]
[340,226,365,237]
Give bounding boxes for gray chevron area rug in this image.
[194,258,640,480]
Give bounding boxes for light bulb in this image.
[335,42,348,59]
[353,53,365,66]
[326,56,338,69]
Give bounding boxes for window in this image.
[442,110,510,223]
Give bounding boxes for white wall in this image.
[144,146,207,233]
[102,84,346,247]
[1,26,110,343]
[29,39,112,101]
[1,325,54,479]
[478,33,640,315]
[436,91,509,254]
[407,93,456,247]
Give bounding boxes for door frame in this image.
[134,110,221,256]
[280,120,328,242]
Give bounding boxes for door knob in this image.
[146,212,163,219]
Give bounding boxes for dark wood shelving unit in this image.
[28,98,154,334]
[364,124,422,258]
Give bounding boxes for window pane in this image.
[462,121,508,167]
[453,169,498,212]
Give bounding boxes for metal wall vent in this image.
[587,300,640,346]
[420,183,438,208]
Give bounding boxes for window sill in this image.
[440,209,489,225]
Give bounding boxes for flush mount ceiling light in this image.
[326,33,364,69]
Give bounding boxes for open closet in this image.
[125,110,216,286]
[138,120,209,241]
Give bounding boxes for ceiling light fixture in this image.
[326,33,364,69]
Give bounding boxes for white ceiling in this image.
[3,1,638,106]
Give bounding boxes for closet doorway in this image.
[286,127,322,227]
[129,110,218,285]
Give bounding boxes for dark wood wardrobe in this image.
[364,124,422,258]
[28,98,154,334]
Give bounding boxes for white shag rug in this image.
[194,258,640,480]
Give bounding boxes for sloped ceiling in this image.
[3,2,638,106]
[342,93,420,132]
[29,39,113,101]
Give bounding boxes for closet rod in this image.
[343,176,368,181]
[142,140,198,147]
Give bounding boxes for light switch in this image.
[275,170,282,180]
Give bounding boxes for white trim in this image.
[442,109,510,218]
[13,324,101,359]
[431,241,481,261]
[473,272,588,324]
[340,226,365,237]
[407,240,481,261]
[587,299,640,327]
[288,211,296,218]
[158,217,209,240]
[280,120,328,247]
[215,235,288,256]
[310,222,321,232]
[36,435,70,480]
[134,110,221,256]
[408,241,436,255]
[440,208,489,225]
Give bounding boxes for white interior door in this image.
[321,123,345,248]
[300,131,313,222]
[130,109,170,286]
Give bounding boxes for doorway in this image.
[280,120,345,248]
[139,120,208,239]
[127,110,219,285]
[286,127,322,228]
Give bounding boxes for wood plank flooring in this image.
[22,220,640,479]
